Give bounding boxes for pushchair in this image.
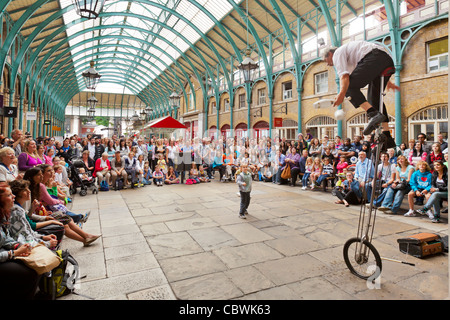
[70,159,98,196]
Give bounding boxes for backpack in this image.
[39,250,79,300]
[99,180,109,191]
[115,178,124,190]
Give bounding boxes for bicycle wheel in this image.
[343,237,382,280]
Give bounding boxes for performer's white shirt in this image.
[332,41,391,78]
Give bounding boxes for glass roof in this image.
[58,0,240,94]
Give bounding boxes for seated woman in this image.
[408,142,427,168]
[212,149,226,182]
[164,166,180,185]
[0,147,20,182]
[379,155,415,215]
[283,147,301,187]
[24,166,101,247]
[334,171,361,207]
[8,179,59,249]
[81,150,95,175]
[17,139,42,173]
[0,184,39,300]
[405,160,432,217]
[416,160,447,222]
[426,143,444,172]
[94,152,112,188]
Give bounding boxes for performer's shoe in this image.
[363,110,388,136]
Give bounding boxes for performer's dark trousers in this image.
[345,49,395,118]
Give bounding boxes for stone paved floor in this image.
[60,177,449,300]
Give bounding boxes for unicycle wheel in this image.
[343,237,382,280]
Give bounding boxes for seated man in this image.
[338,138,357,163]
[111,150,128,189]
[353,151,375,202]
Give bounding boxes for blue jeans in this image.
[423,191,447,219]
[381,185,411,213]
[66,211,82,223]
[316,174,330,185]
[302,173,310,187]
[352,181,372,202]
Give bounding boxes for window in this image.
[257,89,266,105]
[239,94,245,109]
[224,98,230,112]
[315,71,328,94]
[427,38,448,73]
[408,105,448,142]
[210,101,216,115]
[282,81,292,100]
[189,92,195,110]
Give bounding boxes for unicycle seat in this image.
[381,66,395,77]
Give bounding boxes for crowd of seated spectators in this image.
[0,128,447,299]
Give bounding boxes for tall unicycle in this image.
[343,66,395,281]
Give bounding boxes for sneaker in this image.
[363,110,388,135]
[426,210,434,220]
[404,209,416,217]
[239,214,246,219]
[244,210,248,215]
[301,186,307,190]
[432,218,440,223]
[416,208,427,215]
[140,183,144,187]
[310,184,315,190]
[378,206,390,212]
[81,211,91,223]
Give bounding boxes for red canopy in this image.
[145,116,187,129]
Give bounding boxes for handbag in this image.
[392,180,408,190]
[15,243,62,275]
[281,165,291,180]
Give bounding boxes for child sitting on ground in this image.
[198,165,210,183]
[143,161,153,185]
[153,165,164,186]
[156,153,167,174]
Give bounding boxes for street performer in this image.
[324,40,400,149]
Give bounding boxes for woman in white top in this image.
[0,147,20,182]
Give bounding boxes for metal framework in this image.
[0,0,447,139]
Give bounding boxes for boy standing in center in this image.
[236,164,252,219]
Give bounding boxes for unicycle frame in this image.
[344,67,394,279]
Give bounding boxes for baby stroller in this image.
[70,159,98,196]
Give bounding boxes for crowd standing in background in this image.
[0,128,447,299]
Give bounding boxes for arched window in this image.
[253,121,269,141]
[408,104,448,142]
[306,115,336,140]
[221,124,230,138]
[235,122,247,139]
